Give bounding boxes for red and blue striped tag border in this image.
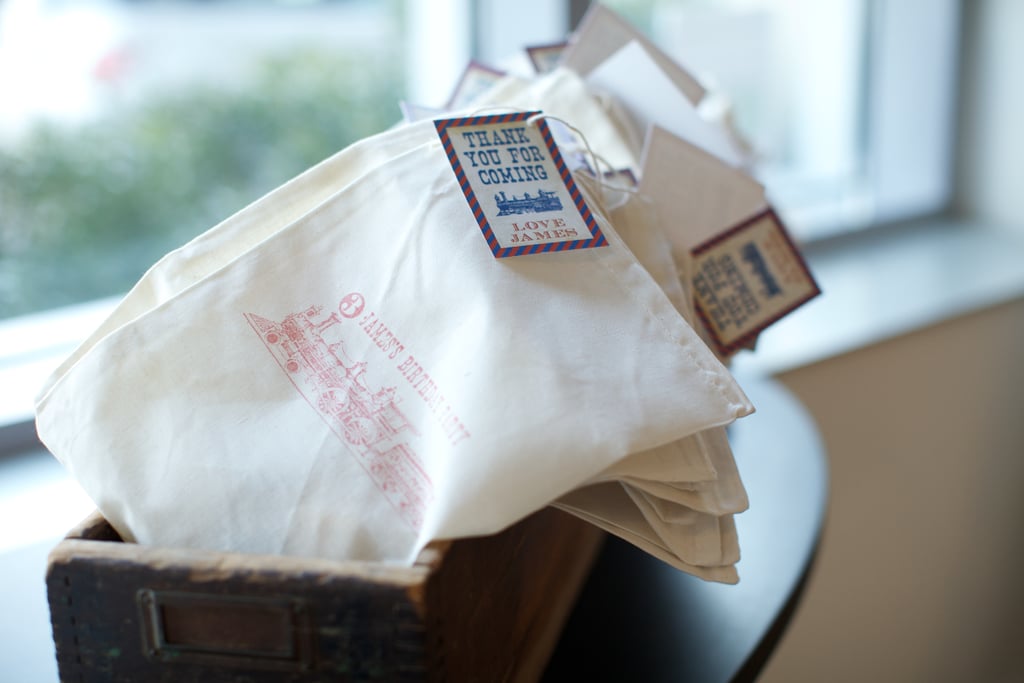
[434,110,608,259]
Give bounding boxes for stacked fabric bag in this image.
[35,5,817,584]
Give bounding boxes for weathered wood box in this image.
[46,507,603,682]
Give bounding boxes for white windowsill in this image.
[732,217,1024,376]
[3,217,1024,453]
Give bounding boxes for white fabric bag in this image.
[623,484,738,567]
[37,128,751,565]
[555,483,738,583]
[577,180,748,509]
[536,169,750,580]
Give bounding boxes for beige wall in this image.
[762,3,1024,677]
[759,297,1024,683]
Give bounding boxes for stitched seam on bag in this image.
[574,173,736,409]
[571,173,747,445]
[594,235,744,416]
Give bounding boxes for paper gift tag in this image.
[525,41,568,74]
[691,208,821,356]
[446,61,506,109]
[588,41,745,168]
[562,3,705,105]
[400,101,444,124]
[434,110,608,257]
[639,127,766,260]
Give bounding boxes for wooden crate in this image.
[46,507,603,682]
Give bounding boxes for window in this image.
[0,0,405,321]
[596,0,960,239]
[0,0,962,433]
[0,0,409,430]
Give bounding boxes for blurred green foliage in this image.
[0,48,402,318]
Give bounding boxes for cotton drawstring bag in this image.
[554,483,738,584]
[36,125,751,566]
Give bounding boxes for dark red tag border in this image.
[691,207,821,356]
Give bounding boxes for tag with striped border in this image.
[691,208,821,356]
[434,110,607,258]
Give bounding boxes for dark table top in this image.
[543,376,828,683]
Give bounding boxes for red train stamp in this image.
[245,297,432,530]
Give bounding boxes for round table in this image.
[543,377,828,682]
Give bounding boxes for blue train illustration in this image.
[495,189,562,216]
